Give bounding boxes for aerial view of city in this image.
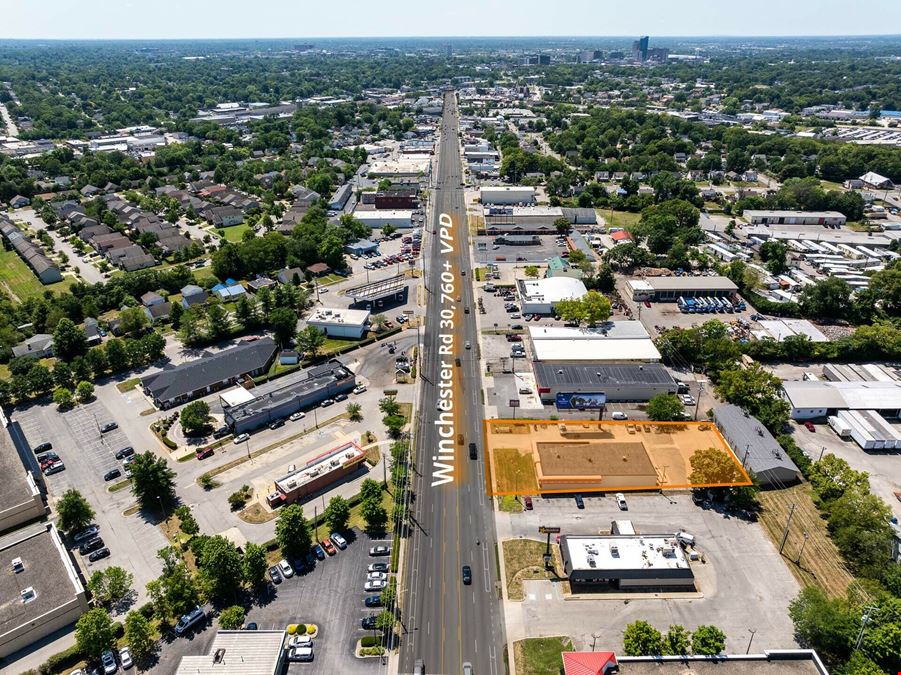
[0,2,900,674]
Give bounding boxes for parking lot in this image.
[497,491,800,654]
[148,528,393,674]
[473,234,568,265]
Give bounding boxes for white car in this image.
[101,649,118,674]
[278,559,294,578]
[353,385,367,395]
[330,532,348,549]
[289,411,306,422]
[680,394,695,405]
[364,579,387,592]
[287,646,314,662]
[367,571,388,581]
[233,433,250,444]
[611,412,628,421]
[615,493,628,510]
[287,634,313,648]
[119,647,133,670]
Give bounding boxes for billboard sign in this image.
[555,392,607,410]
[508,399,521,408]
[538,526,561,534]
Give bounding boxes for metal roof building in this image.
[529,323,661,364]
[517,277,587,314]
[713,405,801,488]
[781,380,901,420]
[627,276,738,301]
[175,630,286,675]
[533,362,676,403]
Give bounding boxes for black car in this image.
[104,468,122,482]
[462,565,472,585]
[334,393,348,402]
[33,442,52,453]
[79,537,105,555]
[361,615,378,630]
[100,422,118,433]
[469,442,477,460]
[88,547,111,562]
[268,419,285,430]
[115,446,134,460]
[244,623,258,631]
[364,595,383,607]
[575,494,585,509]
[268,566,282,584]
[292,558,308,574]
[305,552,317,567]
[212,426,230,439]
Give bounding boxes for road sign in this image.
[403,309,415,315]
[508,399,520,408]
[538,526,561,534]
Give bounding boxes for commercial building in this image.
[367,157,431,178]
[529,323,661,364]
[562,651,829,675]
[328,183,353,211]
[305,307,370,339]
[345,239,379,255]
[781,380,901,420]
[271,441,367,505]
[534,362,676,403]
[175,630,286,675]
[713,405,801,488]
[479,186,536,205]
[483,206,564,234]
[344,274,408,309]
[560,533,695,590]
[517,277,587,314]
[353,209,416,229]
[374,190,419,210]
[627,276,738,302]
[0,418,48,535]
[744,210,847,227]
[0,523,90,658]
[141,337,277,409]
[757,319,829,343]
[223,360,356,433]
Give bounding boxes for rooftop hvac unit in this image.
[610,545,619,557]
[20,587,36,603]
[587,555,597,568]
[11,557,24,573]
[330,459,340,467]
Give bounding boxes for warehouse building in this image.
[479,185,535,205]
[560,534,695,590]
[271,441,367,505]
[713,405,801,488]
[224,360,356,433]
[0,523,90,658]
[141,337,277,409]
[0,418,48,535]
[627,276,738,302]
[344,274,408,309]
[353,209,416,229]
[534,362,676,403]
[328,183,353,211]
[305,307,370,339]
[517,277,587,314]
[743,210,847,227]
[175,630,286,675]
[529,323,661,364]
[781,380,901,420]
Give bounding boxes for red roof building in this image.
[611,230,633,242]
[562,651,618,675]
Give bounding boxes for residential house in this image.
[205,206,244,228]
[306,262,332,277]
[12,334,54,360]
[141,291,166,307]
[144,302,172,323]
[276,267,304,285]
[180,284,209,308]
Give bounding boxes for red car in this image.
[196,447,215,460]
[321,539,337,555]
[644,301,652,308]
[803,421,816,432]
[523,496,533,510]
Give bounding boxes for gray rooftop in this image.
[713,404,800,481]
[534,362,675,387]
[616,652,826,675]
[174,629,285,675]
[0,424,39,518]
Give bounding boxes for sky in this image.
[1,0,900,40]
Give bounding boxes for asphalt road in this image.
[399,93,504,674]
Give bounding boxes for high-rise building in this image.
[632,36,649,61]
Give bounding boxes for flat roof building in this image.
[534,363,676,403]
[744,210,847,226]
[529,324,661,364]
[175,630,286,675]
[305,307,370,339]
[328,183,353,211]
[628,276,738,302]
[141,337,277,409]
[224,359,356,433]
[0,416,48,535]
[517,277,587,314]
[713,405,801,488]
[480,186,536,205]
[272,441,367,505]
[344,274,408,307]
[782,380,901,419]
[0,523,89,658]
[563,652,828,675]
[352,209,416,228]
[560,534,695,590]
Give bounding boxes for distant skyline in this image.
[2,0,900,40]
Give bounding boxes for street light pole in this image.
[746,628,757,654]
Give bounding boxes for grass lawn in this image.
[514,636,572,675]
[116,377,141,393]
[758,483,856,599]
[322,337,359,355]
[493,447,539,494]
[0,249,54,301]
[818,179,846,191]
[499,495,523,513]
[192,267,219,286]
[218,223,253,243]
[601,209,642,231]
[502,539,567,601]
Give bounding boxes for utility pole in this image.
[779,503,796,554]
[818,446,826,462]
[854,606,877,652]
[796,531,809,565]
[694,381,705,421]
[591,633,601,652]
[746,628,757,654]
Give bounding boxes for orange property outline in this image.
[482,418,753,497]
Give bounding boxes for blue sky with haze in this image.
[1,0,899,39]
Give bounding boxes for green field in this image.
[218,223,254,243]
[0,249,75,300]
[602,209,642,230]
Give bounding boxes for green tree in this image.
[375,609,395,633]
[760,240,789,275]
[130,451,177,511]
[56,488,95,533]
[269,306,298,347]
[346,402,363,421]
[198,535,244,604]
[715,363,790,432]
[124,610,155,662]
[75,380,95,402]
[688,447,747,485]
[623,620,664,656]
[118,306,150,336]
[181,400,212,436]
[275,504,312,560]
[88,566,134,605]
[361,496,388,533]
[219,605,246,630]
[52,318,88,361]
[647,393,685,421]
[53,386,74,409]
[663,624,691,655]
[381,223,397,238]
[371,314,388,331]
[324,495,351,533]
[524,265,539,278]
[243,542,269,588]
[799,277,854,320]
[554,217,571,234]
[378,396,401,417]
[296,325,326,358]
[174,505,200,536]
[147,549,202,624]
[691,625,726,655]
[75,607,116,660]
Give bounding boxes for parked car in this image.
[233,433,250,444]
[79,537,105,555]
[268,566,282,584]
[320,399,335,408]
[322,539,336,555]
[312,544,326,560]
[361,615,379,629]
[615,492,628,510]
[330,532,347,549]
[73,525,100,543]
[611,412,628,421]
[523,496,533,510]
[88,548,111,562]
[367,562,388,573]
[103,468,122,482]
[33,442,52,453]
[114,447,134,460]
[462,565,472,585]
[364,579,387,592]
[268,419,285,430]
[334,393,348,402]
[100,649,117,674]
[278,559,294,578]
[287,647,314,662]
[195,447,214,460]
[100,422,118,433]
[37,451,60,465]
[367,571,388,582]
[174,607,205,636]
[44,461,66,475]
[212,427,230,439]
[803,421,816,432]
[287,635,312,648]
[118,647,133,670]
[289,411,306,421]
[244,623,258,631]
[365,595,383,607]
[574,494,584,509]
[353,385,367,395]
[369,545,391,556]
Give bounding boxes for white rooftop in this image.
[759,319,829,343]
[519,277,587,304]
[532,339,661,363]
[274,442,366,493]
[528,322,650,341]
[782,380,901,410]
[219,386,257,408]
[353,210,415,220]
[480,185,535,193]
[175,630,285,675]
[306,307,371,326]
[563,535,691,572]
